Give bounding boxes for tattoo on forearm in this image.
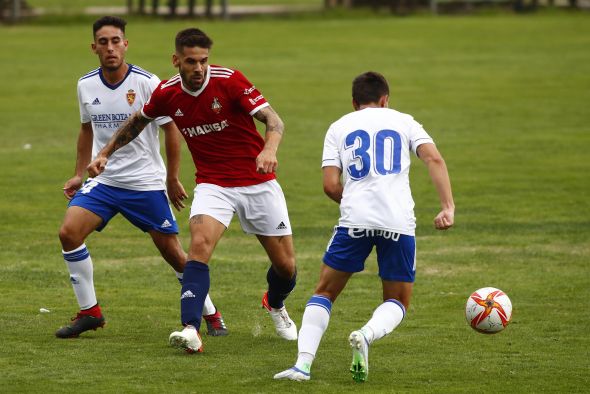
[254,106,284,135]
[111,113,148,152]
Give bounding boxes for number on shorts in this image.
[80,180,99,194]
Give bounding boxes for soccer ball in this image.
[465,287,512,334]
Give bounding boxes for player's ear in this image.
[352,99,360,111]
[172,53,180,67]
[379,95,389,108]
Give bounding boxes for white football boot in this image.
[273,367,311,381]
[349,330,369,382]
[169,325,203,353]
[262,292,298,340]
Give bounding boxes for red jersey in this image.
[142,65,276,187]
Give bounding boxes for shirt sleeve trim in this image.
[249,102,270,116]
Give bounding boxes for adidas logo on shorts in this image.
[276,221,287,230]
[161,219,172,228]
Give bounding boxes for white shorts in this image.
[190,180,292,236]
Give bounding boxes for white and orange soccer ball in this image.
[465,287,512,334]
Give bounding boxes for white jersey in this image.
[77,64,172,191]
[322,107,434,236]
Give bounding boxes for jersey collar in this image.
[180,65,210,97]
[99,63,132,90]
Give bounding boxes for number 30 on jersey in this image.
[345,129,402,180]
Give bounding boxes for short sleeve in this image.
[146,75,173,126]
[77,82,91,124]
[229,69,269,116]
[408,119,434,156]
[142,80,168,120]
[322,124,342,169]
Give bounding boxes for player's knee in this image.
[58,225,84,251]
[190,233,216,257]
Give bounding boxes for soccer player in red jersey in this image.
[57,17,227,339]
[88,28,298,353]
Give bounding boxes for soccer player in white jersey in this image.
[274,71,455,382]
[56,16,227,339]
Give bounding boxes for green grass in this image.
[1,11,589,393]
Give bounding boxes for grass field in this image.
[0,10,589,394]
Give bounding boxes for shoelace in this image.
[278,310,292,327]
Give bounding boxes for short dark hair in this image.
[352,71,389,105]
[175,28,213,52]
[93,16,127,37]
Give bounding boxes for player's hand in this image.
[256,148,278,174]
[167,178,188,211]
[87,156,108,178]
[434,208,454,230]
[62,176,83,200]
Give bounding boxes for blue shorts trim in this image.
[323,226,416,282]
[68,180,178,234]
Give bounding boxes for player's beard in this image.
[102,58,124,73]
[180,68,204,92]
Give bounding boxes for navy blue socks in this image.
[266,266,296,309]
[180,260,210,330]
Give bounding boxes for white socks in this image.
[202,293,216,316]
[293,296,406,373]
[62,244,97,310]
[361,299,406,344]
[295,295,332,372]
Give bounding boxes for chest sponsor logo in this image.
[126,89,136,106]
[249,95,264,106]
[211,97,222,114]
[181,120,229,137]
[91,113,131,129]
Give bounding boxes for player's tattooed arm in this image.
[107,111,151,155]
[87,111,150,177]
[253,106,284,136]
[253,106,284,174]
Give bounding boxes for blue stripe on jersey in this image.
[99,64,133,90]
[386,298,406,318]
[63,246,90,262]
[131,70,152,80]
[79,68,100,81]
[306,295,332,314]
[130,65,153,78]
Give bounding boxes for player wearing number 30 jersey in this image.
[322,105,434,235]
[275,71,454,383]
